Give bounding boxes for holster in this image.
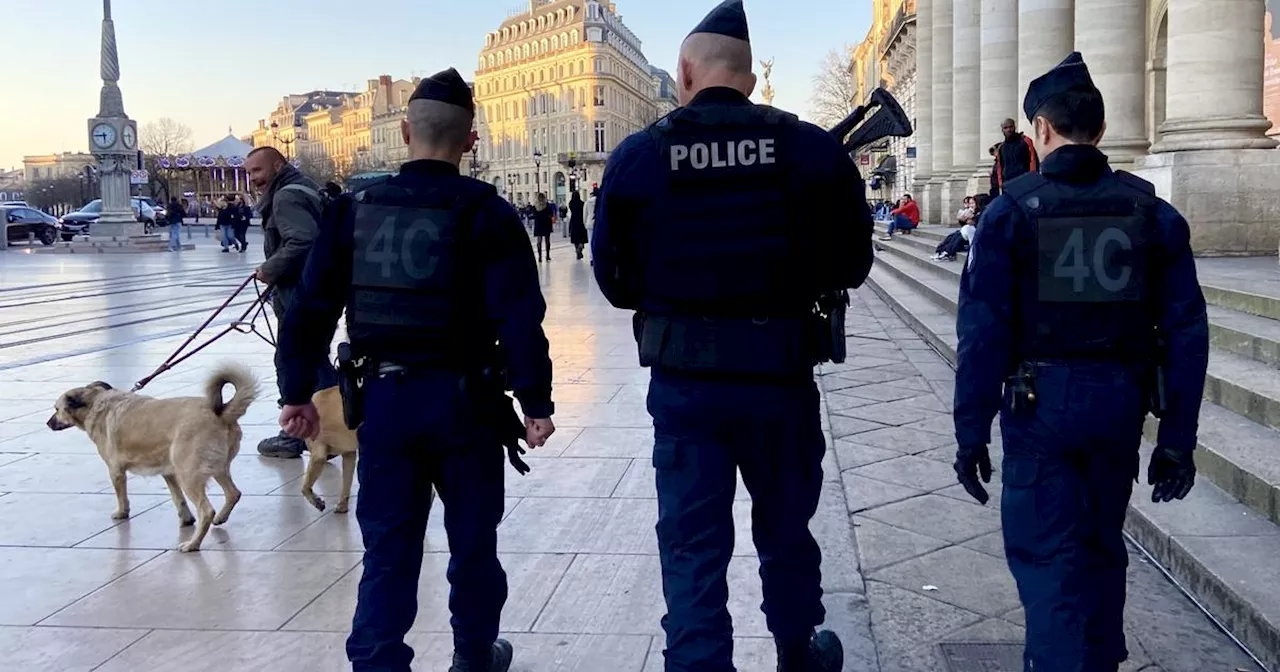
[464,362,532,476]
[336,342,365,431]
[1006,361,1038,415]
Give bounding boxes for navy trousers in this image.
[999,363,1146,672]
[647,369,827,672]
[346,370,508,671]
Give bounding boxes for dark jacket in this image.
[233,203,252,234]
[216,204,237,231]
[532,203,554,237]
[256,165,322,314]
[167,200,184,225]
[995,133,1039,190]
[568,195,587,245]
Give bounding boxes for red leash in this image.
[131,274,276,392]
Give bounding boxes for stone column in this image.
[979,0,1017,180]
[915,0,937,223]
[951,0,981,207]
[1018,0,1074,133]
[929,0,954,222]
[1133,0,1280,255]
[1075,0,1149,166]
[1154,0,1276,152]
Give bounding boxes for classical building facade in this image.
[22,153,97,182]
[473,0,660,206]
[914,0,1280,255]
[650,66,678,117]
[369,75,420,170]
[849,1,918,202]
[249,90,358,162]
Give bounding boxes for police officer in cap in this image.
[275,67,556,672]
[952,52,1209,671]
[592,2,873,670]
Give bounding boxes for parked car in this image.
[2,205,59,247]
[138,196,166,221]
[58,198,156,240]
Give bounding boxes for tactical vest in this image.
[1002,171,1158,361]
[346,179,490,365]
[636,104,819,377]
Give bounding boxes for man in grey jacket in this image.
[245,146,340,458]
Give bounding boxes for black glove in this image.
[1148,446,1195,503]
[954,444,993,505]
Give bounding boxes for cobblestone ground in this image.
[0,233,1258,671]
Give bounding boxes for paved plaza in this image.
[0,233,1260,671]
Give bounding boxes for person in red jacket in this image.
[880,193,920,240]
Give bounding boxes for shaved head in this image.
[400,100,477,165]
[677,34,757,105]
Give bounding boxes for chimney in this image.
[380,74,392,87]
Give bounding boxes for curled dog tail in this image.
[206,363,259,424]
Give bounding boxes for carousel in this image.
[155,134,257,211]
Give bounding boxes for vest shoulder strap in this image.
[278,183,321,204]
[1114,170,1157,196]
[1001,172,1049,202]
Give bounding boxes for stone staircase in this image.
[30,234,191,254]
[867,225,1280,670]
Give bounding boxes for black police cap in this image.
[689,0,749,42]
[1023,51,1097,122]
[409,67,475,113]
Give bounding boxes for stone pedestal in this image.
[1132,149,1280,256]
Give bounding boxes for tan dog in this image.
[301,386,357,513]
[48,364,259,553]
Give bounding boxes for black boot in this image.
[448,639,513,672]
[257,431,305,458]
[777,630,843,672]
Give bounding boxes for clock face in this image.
[91,123,117,149]
[121,125,136,149]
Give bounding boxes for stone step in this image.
[862,263,1280,670]
[1209,305,1280,369]
[1202,284,1280,322]
[1144,402,1280,526]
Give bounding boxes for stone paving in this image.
[0,232,1259,671]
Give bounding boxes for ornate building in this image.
[650,66,678,118]
[250,90,358,162]
[473,0,660,206]
[369,75,420,170]
[914,0,1280,255]
[22,153,98,182]
[848,0,917,201]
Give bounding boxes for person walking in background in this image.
[532,192,554,262]
[216,197,236,253]
[167,196,185,251]
[568,189,588,259]
[233,194,252,253]
[994,118,1039,194]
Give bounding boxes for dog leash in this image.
[131,274,276,392]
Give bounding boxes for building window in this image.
[594,58,603,73]
[593,86,605,106]
[594,122,606,152]
[570,126,578,151]
[540,95,547,114]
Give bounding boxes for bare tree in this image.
[296,153,337,186]
[140,118,193,201]
[809,47,859,130]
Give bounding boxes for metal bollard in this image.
[204,224,210,238]
[28,231,35,246]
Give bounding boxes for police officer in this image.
[952,53,1209,671]
[275,67,556,672]
[592,2,874,670]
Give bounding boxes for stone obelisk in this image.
[87,0,140,239]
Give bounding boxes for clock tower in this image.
[87,0,141,239]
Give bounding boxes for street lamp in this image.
[269,119,299,160]
[532,149,543,200]
[470,143,481,179]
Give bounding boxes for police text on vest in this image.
[669,139,776,171]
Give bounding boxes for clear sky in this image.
[1,0,870,169]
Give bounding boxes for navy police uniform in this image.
[953,53,1209,671]
[592,2,873,670]
[276,68,553,672]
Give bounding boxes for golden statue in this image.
[759,58,775,106]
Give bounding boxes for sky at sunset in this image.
[1,0,871,169]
